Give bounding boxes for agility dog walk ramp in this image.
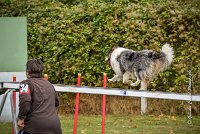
[1,82,200,102]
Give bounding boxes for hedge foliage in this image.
[1,0,199,93]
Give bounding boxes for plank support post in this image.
[141,97,147,115]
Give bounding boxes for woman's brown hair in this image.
[26,59,44,78]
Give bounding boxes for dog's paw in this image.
[108,79,113,82]
[139,88,147,91]
[123,80,132,84]
[130,83,137,87]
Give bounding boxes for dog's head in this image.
[105,46,119,65]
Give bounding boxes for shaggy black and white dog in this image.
[105,44,174,90]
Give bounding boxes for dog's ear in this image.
[112,46,118,51]
[107,46,115,55]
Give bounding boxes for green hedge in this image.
[1,0,199,114]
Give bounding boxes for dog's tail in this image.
[147,43,174,81]
[161,43,174,66]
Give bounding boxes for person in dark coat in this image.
[17,59,62,134]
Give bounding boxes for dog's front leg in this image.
[108,74,122,82]
[139,80,148,90]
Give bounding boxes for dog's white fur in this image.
[106,44,174,90]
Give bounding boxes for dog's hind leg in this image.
[123,72,132,84]
[131,73,136,80]
[108,74,122,82]
[130,70,141,87]
[140,80,148,90]
[130,79,141,87]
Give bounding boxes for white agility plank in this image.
[1,82,20,89]
[54,85,200,102]
[2,82,200,102]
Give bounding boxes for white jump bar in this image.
[2,82,200,102]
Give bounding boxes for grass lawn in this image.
[0,115,200,134]
[60,115,200,134]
